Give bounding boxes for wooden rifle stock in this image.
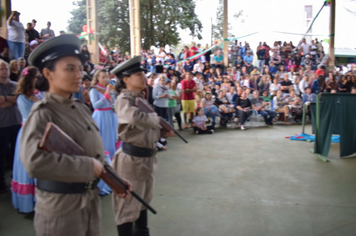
[39,122,157,214]
[136,97,188,143]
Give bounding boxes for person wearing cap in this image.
[20,34,130,236]
[110,56,175,236]
[40,21,55,41]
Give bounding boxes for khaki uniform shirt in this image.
[20,92,105,217]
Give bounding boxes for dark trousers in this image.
[291,108,303,120]
[0,124,21,184]
[237,110,252,125]
[154,106,168,120]
[258,110,275,124]
[174,111,182,129]
[194,125,213,134]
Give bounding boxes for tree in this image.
[212,0,243,42]
[67,0,203,53]
[67,0,87,36]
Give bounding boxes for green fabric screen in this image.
[312,94,356,157]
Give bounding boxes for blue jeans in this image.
[7,41,25,60]
[258,110,275,124]
[204,105,221,123]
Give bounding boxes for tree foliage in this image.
[67,0,203,52]
[212,0,243,42]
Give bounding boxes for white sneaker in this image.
[211,129,214,133]
[241,126,246,130]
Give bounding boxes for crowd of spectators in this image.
[2,12,356,196]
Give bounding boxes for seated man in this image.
[243,51,254,73]
[251,90,275,126]
[281,74,293,95]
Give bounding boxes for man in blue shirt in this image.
[243,51,253,73]
[213,50,224,72]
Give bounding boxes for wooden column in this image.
[129,0,141,56]
[329,0,336,67]
[0,0,12,38]
[86,0,99,64]
[223,0,228,68]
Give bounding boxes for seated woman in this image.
[269,77,281,97]
[221,76,231,90]
[285,88,303,122]
[215,90,234,127]
[273,90,290,124]
[235,91,252,130]
[201,91,221,128]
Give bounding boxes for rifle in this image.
[39,122,157,214]
[136,97,188,144]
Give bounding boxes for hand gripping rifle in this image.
[136,97,188,144]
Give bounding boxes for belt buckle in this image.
[86,181,94,189]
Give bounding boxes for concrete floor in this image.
[1,124,356,236]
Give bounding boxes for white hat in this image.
[29,40,38,47]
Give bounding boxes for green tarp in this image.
[310,94,356,157]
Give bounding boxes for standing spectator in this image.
[181,71,197,128]
[231,40,240,66]
[40,21,55,41]
[213,50,224,72]
[31,19,40,41]
[152,75,170,120]
[167,79,179,128]
[271,52,281,68]
[257,44,265,73]
[25,23,36,43]
[310,40,318,61]
[0,60,22,193]
[204,44,212,64]
[156,46,166,65]
[81,45,91,62]
[319,51,329,67]
[243,51,254,73]
[299,38,310,57]
[263,42,271,66]
[9,60,20,82]
[190,42,199,56]
[235,91,252,130]
[7,11,26,60]
[147,76,155,106]
[172,78,183,130]
[184,46,193,59]
[251,90,275,126]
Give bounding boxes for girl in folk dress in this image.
[89,69,118,158]
[11,67,43,213]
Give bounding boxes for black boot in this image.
[117,222,133,236]
[133,210,150,236]
[212,122,216,129]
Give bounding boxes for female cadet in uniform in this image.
[110,56,175,236]
[20,34,129,236]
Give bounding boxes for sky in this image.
[12,0,356,51]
